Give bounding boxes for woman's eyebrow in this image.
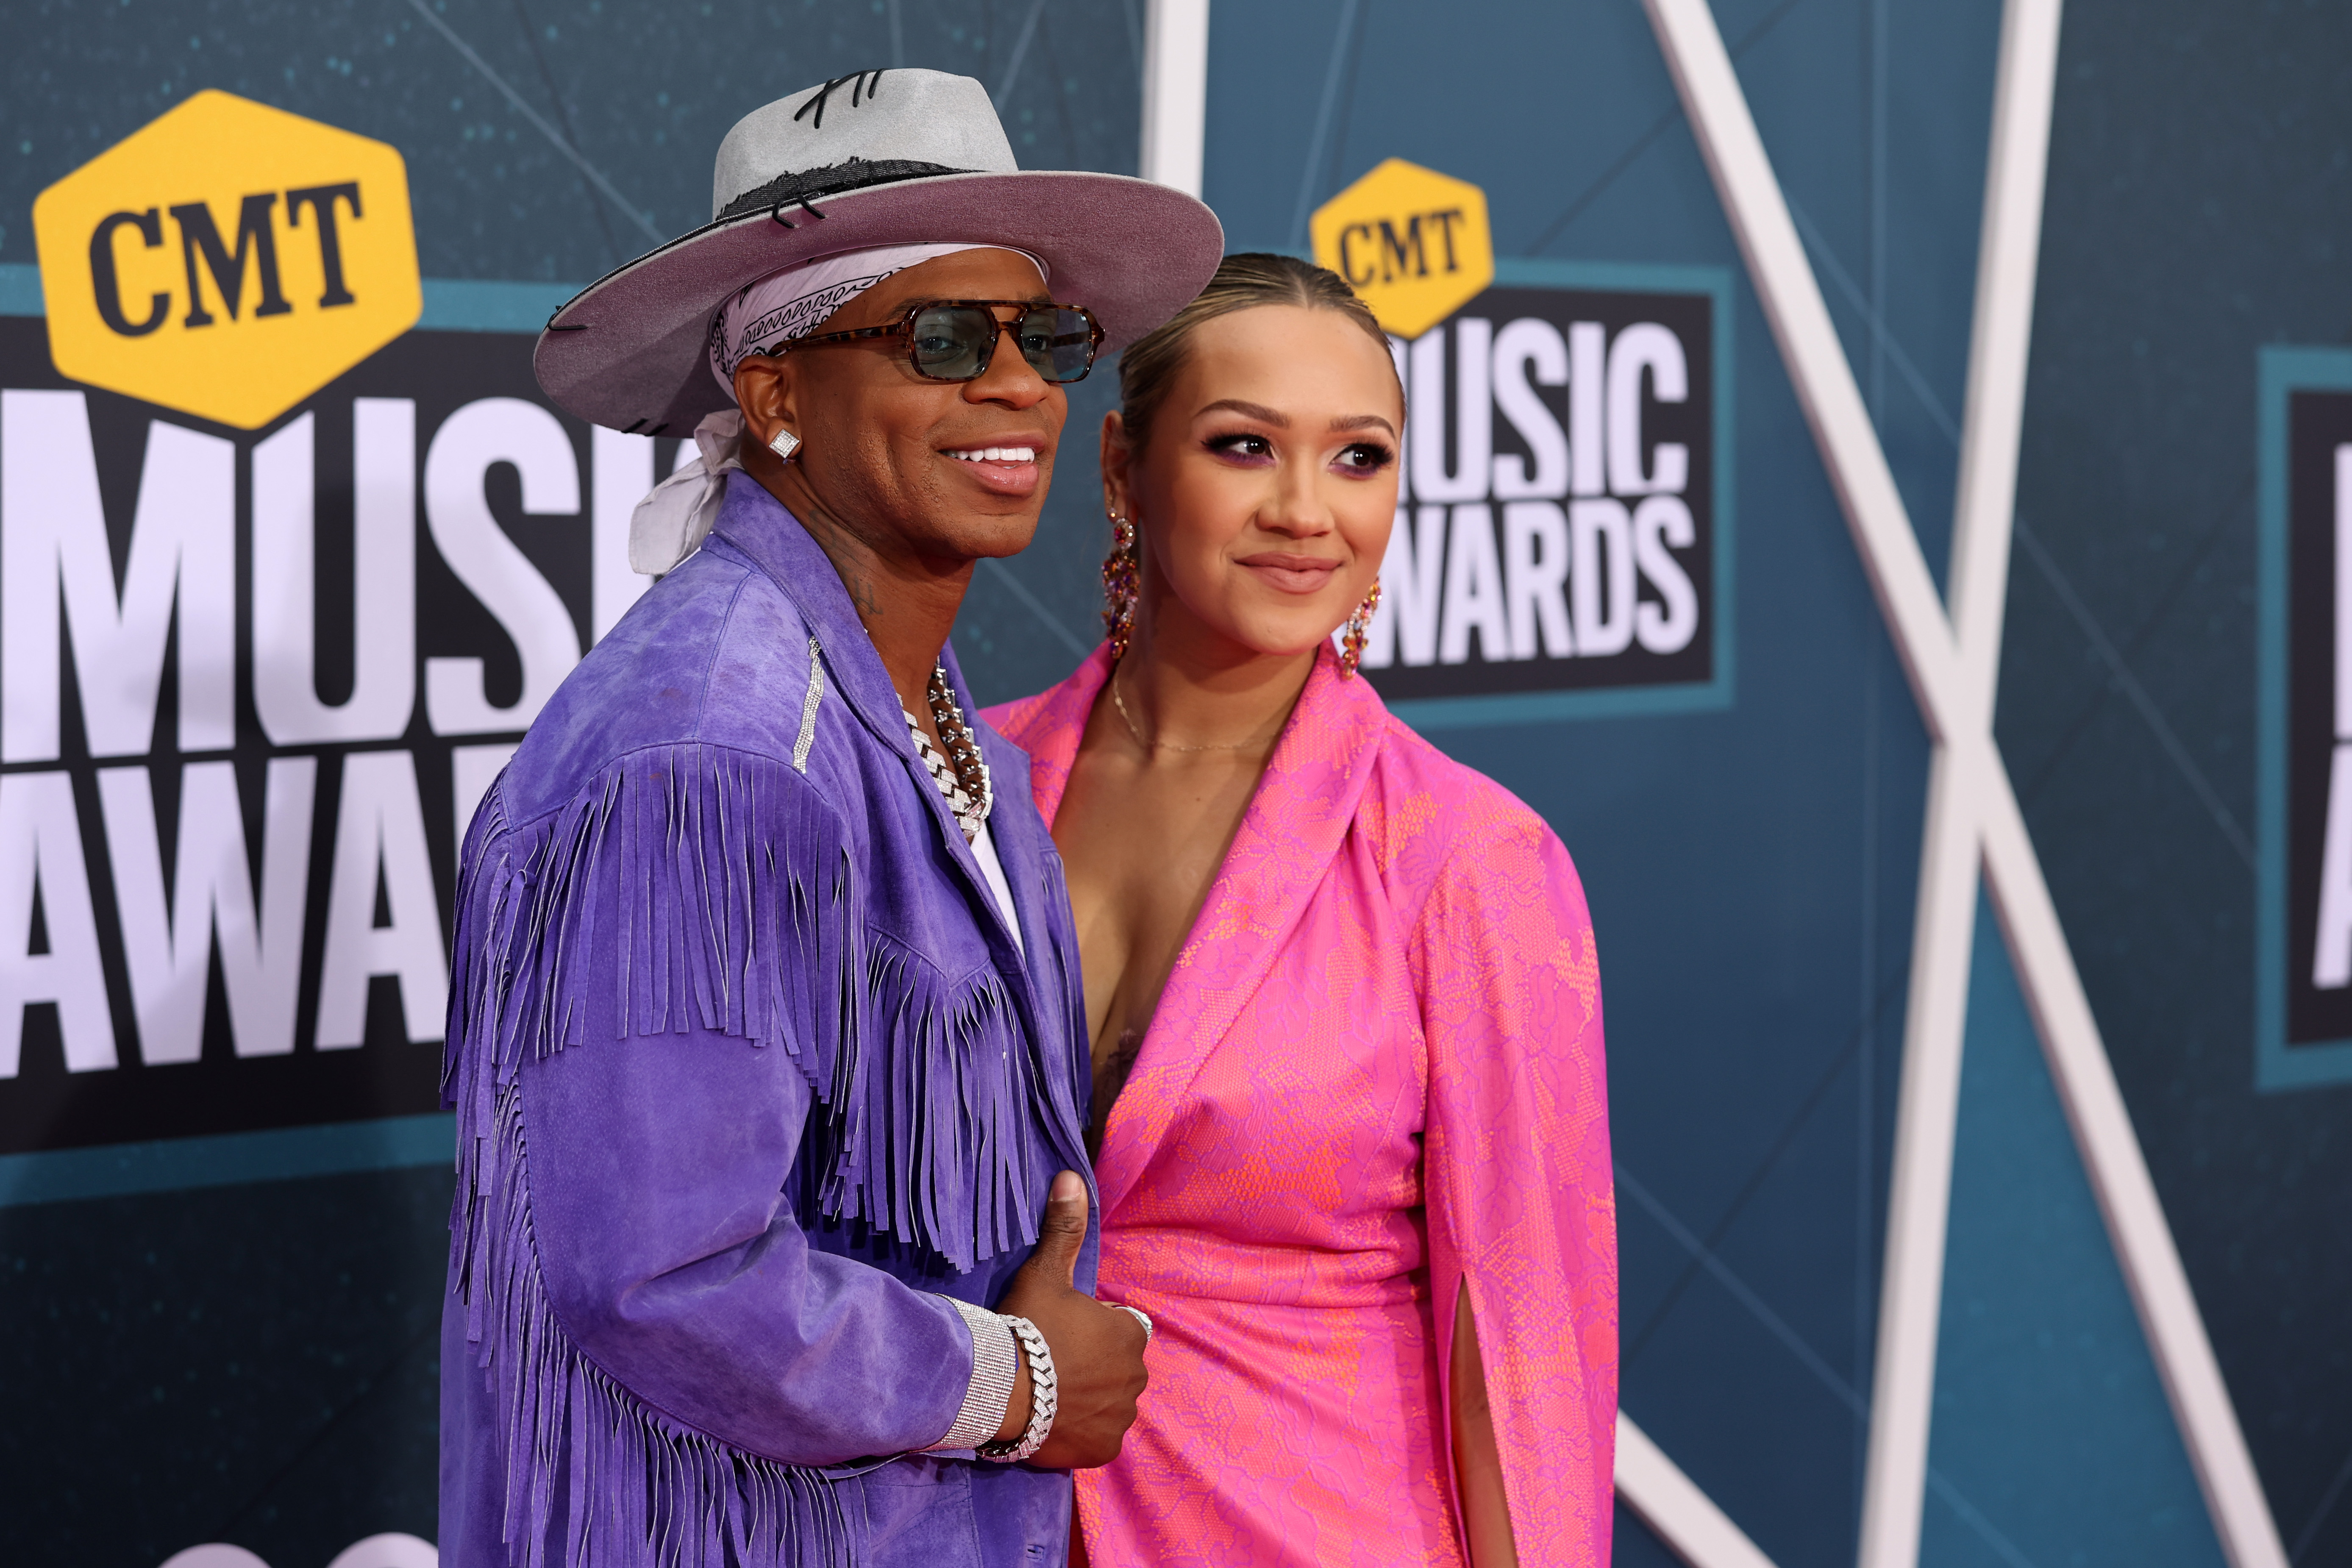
[1197,398,1289,426]
[1195,401,1396,437]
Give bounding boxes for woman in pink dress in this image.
[984,255,1615,1566]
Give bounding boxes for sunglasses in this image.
[781,298,1106,385]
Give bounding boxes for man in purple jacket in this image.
[439,71,1222,1567]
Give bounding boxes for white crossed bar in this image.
[1139,0,1212,198]
[1621,2,2290,1566]
[1617,1412,1779,1568]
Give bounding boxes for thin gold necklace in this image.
[1109,664,1281,754]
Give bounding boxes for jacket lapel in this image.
[714,476,1092,1173]
[949,646,1095,1175]
[1089,647,1388,1216]
[714,476,1003,934]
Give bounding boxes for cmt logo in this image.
[1329,208,1475,290]
[88,183,365,335]
[1312,158,1496,340]
[33,90,419,429]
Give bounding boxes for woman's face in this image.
[1109,303,1402,662]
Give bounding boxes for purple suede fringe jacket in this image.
[440,474,1097,1568]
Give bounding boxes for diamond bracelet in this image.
[929,1296,1022,1452]
[976,1315,1056,1464]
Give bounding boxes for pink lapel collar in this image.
[1090,645,1390,1215]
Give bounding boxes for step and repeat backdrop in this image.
[0,6,1151,1563]
[3,3,2349,1567]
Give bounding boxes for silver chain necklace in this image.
[904,664,992,842]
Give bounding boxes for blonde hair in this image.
[1115,253,1399,448]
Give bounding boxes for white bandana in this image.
[627,408,751,576]
[627,243,1048,576]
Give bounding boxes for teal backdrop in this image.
[2,2,2347,1565]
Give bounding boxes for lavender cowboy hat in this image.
[534,68,1225,435]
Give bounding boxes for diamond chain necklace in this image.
[904,664,991,842]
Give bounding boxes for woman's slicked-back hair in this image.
[1116,252,1398,448]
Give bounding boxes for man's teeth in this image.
[949,447,1036,462]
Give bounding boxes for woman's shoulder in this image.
[978,645,1109,753]
[1356,710,1579,905]
[1363,711,1560,842]
[978,685,1056,748]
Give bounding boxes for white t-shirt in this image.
[968,818,1024,957]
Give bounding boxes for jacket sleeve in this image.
[1412,794,1618,1565]
[524,989,973,1465]
[445,741,989,1493]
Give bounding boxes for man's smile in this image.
[940,442,1045,497]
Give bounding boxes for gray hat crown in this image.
[537,67,1223,433]
[710,70,1019,222]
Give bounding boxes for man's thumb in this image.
[1030,1169,1090,1284]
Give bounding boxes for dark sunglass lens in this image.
[1018,306,1098,384]
[910,306,993,380]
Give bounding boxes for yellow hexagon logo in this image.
[32,89,421,430]
[1311,158,1495,341]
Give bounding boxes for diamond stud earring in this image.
[768,428,802,463]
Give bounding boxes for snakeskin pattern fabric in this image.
[985,644,1616,1567]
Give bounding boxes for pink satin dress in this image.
[984,645,1616,1567]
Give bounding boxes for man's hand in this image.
[990,1170,1147,1468]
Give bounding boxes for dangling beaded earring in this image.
[1100,509,1140,660]
[1338,582,1382,679]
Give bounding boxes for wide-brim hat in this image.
[534,69,1225,435]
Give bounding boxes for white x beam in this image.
[1627,2,2290,1567]
[1617,1412,1780,1568]
[1139,0,1212,198]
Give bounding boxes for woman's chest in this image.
[1105,875,1430,1253]
[1054,749,1262,1047]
